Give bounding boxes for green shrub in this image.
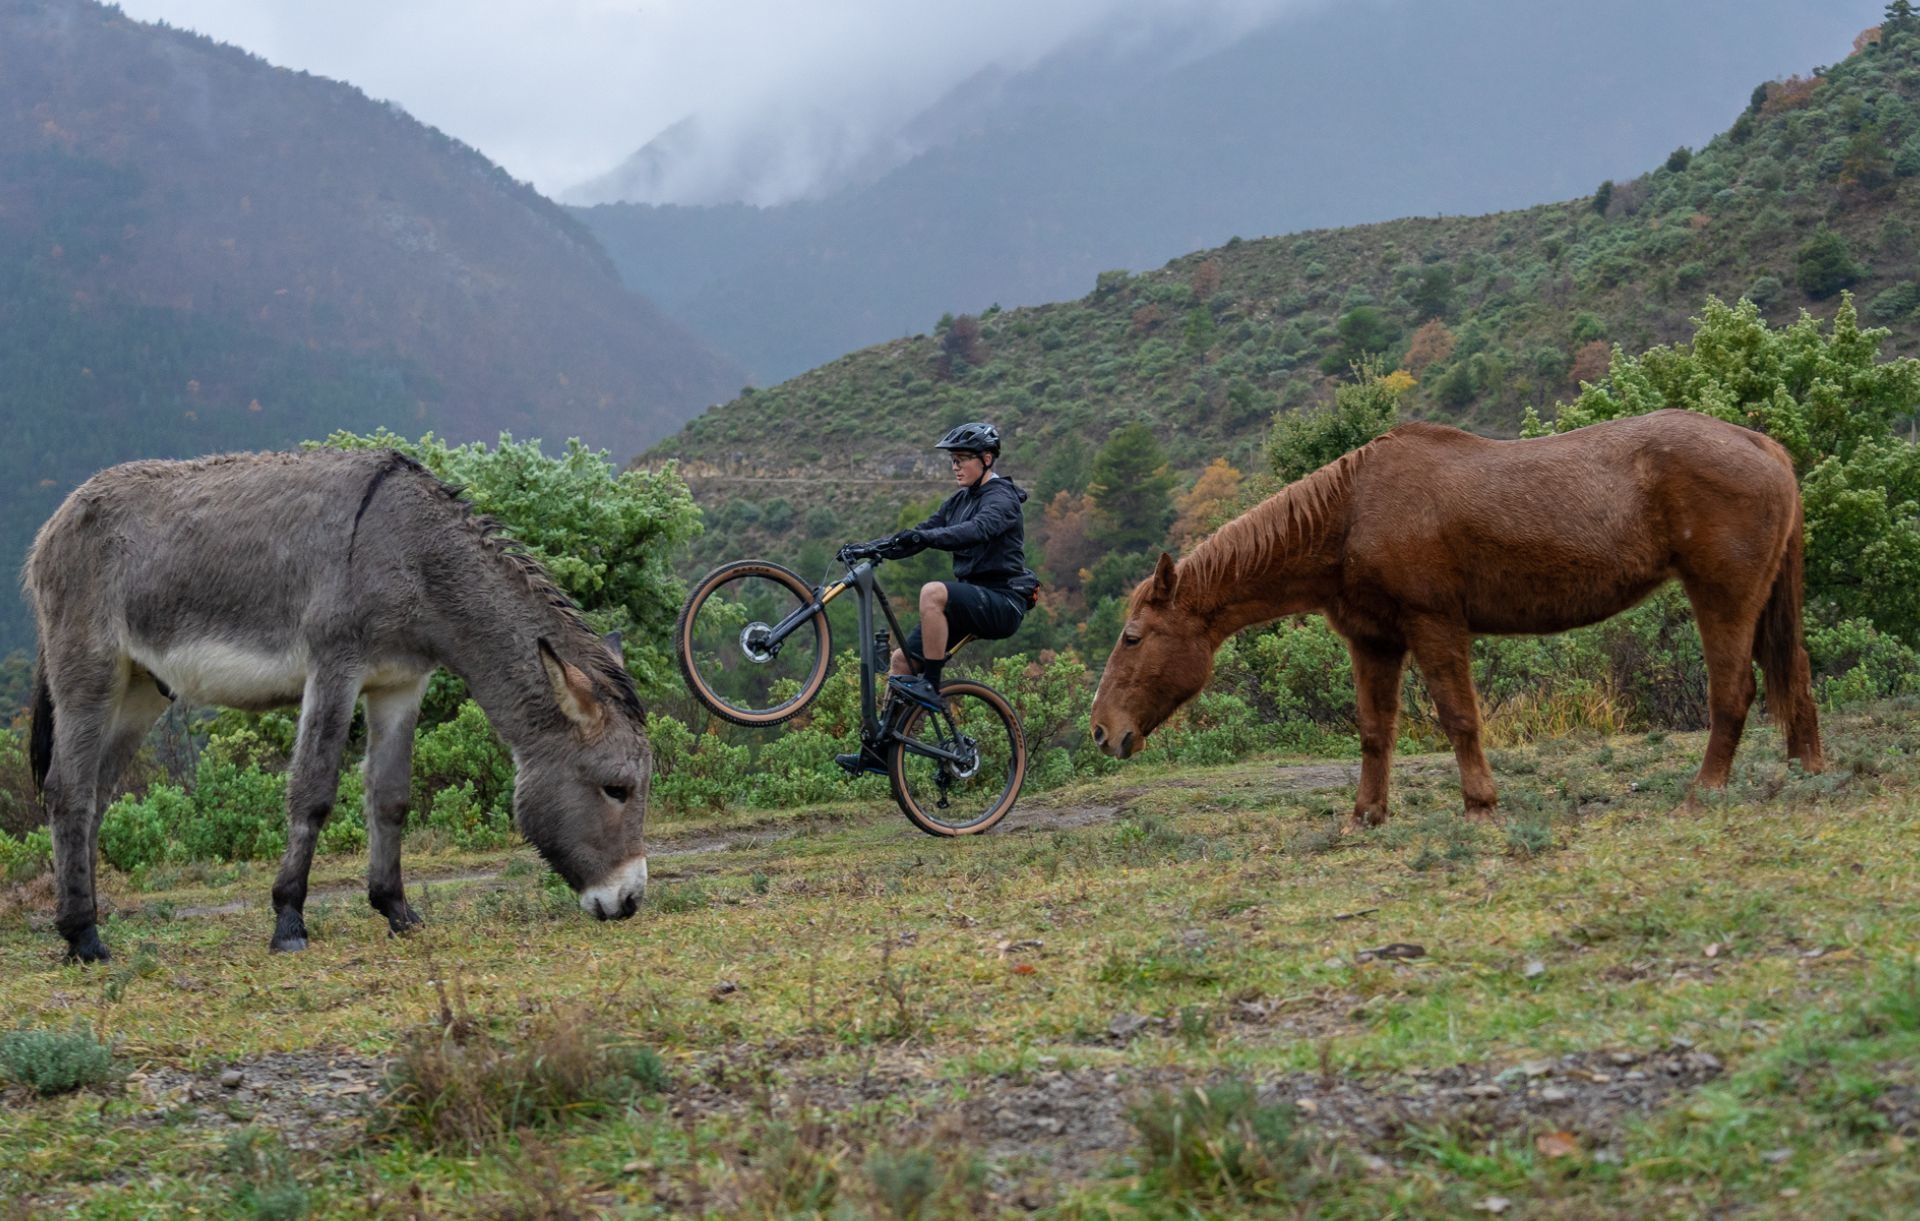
[1128,1081,1323,1207]
[0,1023,118,1095]
[411,700,514,825]
[0,825,52,881]
[100,783,192,873]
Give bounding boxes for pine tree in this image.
[1087,423,1176,554]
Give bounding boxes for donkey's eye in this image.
[601,784,631,804]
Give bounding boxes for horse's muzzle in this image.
[1092,724,1137,759]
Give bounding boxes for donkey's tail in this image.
[29,645,52,794]
[1754,501,1825,773]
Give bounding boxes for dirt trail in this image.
[162,761,1375,919]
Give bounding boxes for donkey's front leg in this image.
[363,681,427,936]
[270,670,360,952]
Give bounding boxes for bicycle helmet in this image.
[934,421,1001,456]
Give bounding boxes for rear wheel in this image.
[887,679,1026,836]
[676,560,831,726]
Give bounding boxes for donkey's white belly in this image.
[129,640,426,709]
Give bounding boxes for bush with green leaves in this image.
[315,429,701,697]
[0,1024,118,1095]
[410,699,514,831]
[0,824,51,881]
[1554,294,1920,643]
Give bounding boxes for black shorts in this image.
[902,581,1027,665]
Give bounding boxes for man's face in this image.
[949,450,984,484]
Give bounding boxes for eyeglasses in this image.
[948,453,981,468]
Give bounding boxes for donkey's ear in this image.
[1147,552,1179,603]
[538,638,606,735]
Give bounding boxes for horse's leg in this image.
[1347,639,1407,827]
[269,668,361,952]
[1408,621,1498,819]
[363,680,427,935]
[43,651,124,963]
[1685,594,1761,795]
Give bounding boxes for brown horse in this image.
[1090,409,1825,824]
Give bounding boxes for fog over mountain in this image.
[113,0,1322,202]
[578,0,1886,381]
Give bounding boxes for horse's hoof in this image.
[269,936,309,953]
[1463,803,1499,824]
[386,905,424,937]
[1349,807,1388,830]
[63,925,111,965]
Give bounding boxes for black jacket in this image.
[914,476,1038,598]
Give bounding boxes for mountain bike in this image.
[674,543,1027,836]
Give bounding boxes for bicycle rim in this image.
[676,561,830,726]
[888,679,1025,836]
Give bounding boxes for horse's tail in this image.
[29,645,53,794]
[1754,498,1825,772]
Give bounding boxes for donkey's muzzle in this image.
[580,856,647,921]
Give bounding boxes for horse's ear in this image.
[1148,552,1179,603]
[538,637,606,735]
[601,631,625,664]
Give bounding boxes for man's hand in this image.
[878,529,926,559]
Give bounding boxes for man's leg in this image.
[917,581,951,688]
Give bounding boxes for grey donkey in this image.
[25,448,653,962]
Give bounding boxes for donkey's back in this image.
[27,448,438,709]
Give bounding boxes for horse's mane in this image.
[381,452,645,720]
[1175,431,1393,602]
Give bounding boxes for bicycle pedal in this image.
[833,749,888,777]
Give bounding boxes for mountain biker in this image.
[836,420,1037,774]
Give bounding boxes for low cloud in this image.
[114,0,1324,199]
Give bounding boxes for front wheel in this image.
[676,560,832,726]
[887,679,1026,836]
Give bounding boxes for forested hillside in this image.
[650,17,1920,619]
[0,0,741,650]
[580,0,1877,381]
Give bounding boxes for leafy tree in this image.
[1795,228,1862,299]
[1170,458,1245,551]
[1665,146,1694,173]
[1320,306,1400,374]
[317,430,702,694]
[1888,0,1917,37]
[1409,264,1454,320]
[1403,319,1457,377]
[1088,423,1176,554]
[1592,180,1614,214]
[1035,435,1093,502]
[1268,359,1407,483]
[1554,295,1920,640]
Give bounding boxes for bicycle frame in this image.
[762,555,971,759]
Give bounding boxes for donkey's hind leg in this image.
[42,652,127,963]
[269,668,361,952]
[363,680,428,936]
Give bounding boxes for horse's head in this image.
[514,637,653,920]
[1090,553,1215,759]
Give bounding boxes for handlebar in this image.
[835,542,887,566]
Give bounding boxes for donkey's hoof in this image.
[385,905,424,937]
[63,925,111,965]
[270,910,309,953]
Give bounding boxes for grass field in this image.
[3,703,1918,1218]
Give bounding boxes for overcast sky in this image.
[112,0,1320,199]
